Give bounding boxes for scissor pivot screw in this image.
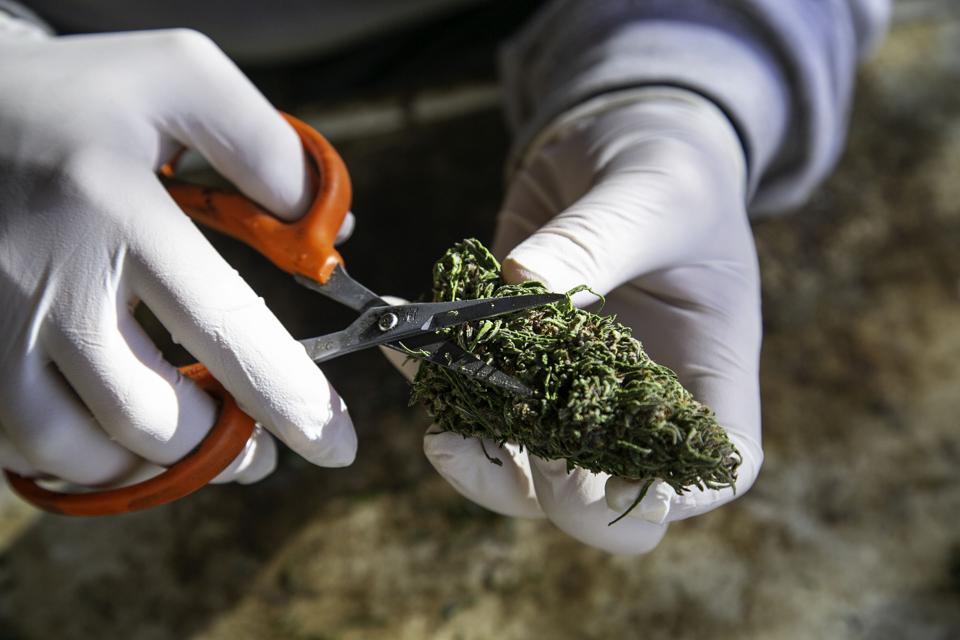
[378,312,399,332]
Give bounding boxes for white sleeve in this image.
[500,0,892,218]
[0,0,52,39]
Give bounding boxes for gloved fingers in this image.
[423,426,545,519]
[51,303,283,486]
[493,94,747,299]
[0,428,37,477]
[47,300,221,467]
[603,421,762,523]
[595,270,763,523]
[148,29,311,220]
[604,422,763,522]
[128,179,356,468]
[209,424,277,485]
[0,357,139,486]
[529,456,668,555]
[32,261,280,486]
[335,212,356,246]
[496,146,737,298]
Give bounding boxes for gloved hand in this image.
[389,88,763,554]
[0,28,357,488]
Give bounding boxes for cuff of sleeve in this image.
[501,4,790,211]
[500,0,872,218]
[0,0,53,40]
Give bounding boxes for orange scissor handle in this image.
[163,112,352,284]
[4,364,255,516]
[5,114,349,515]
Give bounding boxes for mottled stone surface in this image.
[1,6,959,640]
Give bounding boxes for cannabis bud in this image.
[409,239,740,520]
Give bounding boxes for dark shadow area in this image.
[241,0,542,107]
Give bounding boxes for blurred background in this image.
[1,1,959,638]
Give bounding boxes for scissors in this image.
[4,114,561,516]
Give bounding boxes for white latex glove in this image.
[387,88,763,554]
[0,28,357,488]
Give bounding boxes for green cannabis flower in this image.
[409,239,740,519]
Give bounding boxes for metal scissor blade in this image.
[424,293,564,330]
[300,293,563,367]
[388,333,532,396]
[294,268,382,313]
[301,328,532,395]
[295,266,544,395]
